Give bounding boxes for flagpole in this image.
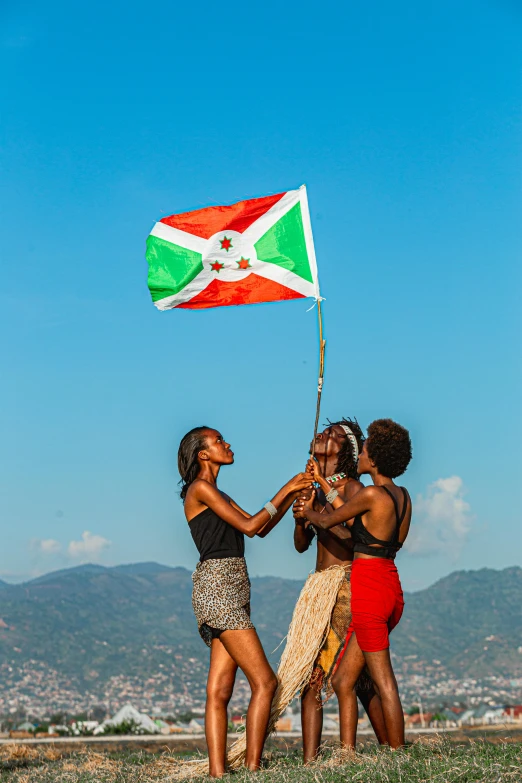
[310,299,325,458]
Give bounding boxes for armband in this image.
[264,501,277,519]
[325,488,339,504]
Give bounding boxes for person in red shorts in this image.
[294,418,412,748]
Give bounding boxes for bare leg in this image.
[301,683,323,763]
[331,635,365,748]
[356,681,389,745]
[220,629,278,771]
[363,649,405,748]
[205,638,238,778]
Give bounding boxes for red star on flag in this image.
[147,185,320,310]
[220,236,233,252]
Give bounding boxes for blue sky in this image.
[1,0,520,590]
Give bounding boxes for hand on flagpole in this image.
[285,473,314,495]
[306,457,323,483]
[293,490,316,519]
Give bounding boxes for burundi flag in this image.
[146,185,319,310]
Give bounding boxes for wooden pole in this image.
[310,299,325,458]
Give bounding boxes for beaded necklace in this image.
[325,472,346,485]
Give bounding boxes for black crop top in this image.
[351,486,409,559]
[188,507,245,562]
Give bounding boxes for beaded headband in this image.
[339,424,359,462]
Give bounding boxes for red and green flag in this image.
[146,185,319,310]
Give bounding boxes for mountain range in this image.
[0,563,520,694]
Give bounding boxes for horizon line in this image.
[1,561,519,593]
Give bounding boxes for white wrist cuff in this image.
[264,501,277,519]
[325,488,339,504]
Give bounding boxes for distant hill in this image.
[393,566,522,677]
[0,564,520,694]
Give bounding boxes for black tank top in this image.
[188,507,245,562]
[352,486,409,559]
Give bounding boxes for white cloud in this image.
[67,531,111,561]
[405,476,472,557]
[30,539,62,556]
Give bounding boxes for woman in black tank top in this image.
[178,425,312,777]
[295,419,412,749]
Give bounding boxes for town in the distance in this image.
[0,562,521,738]
[2,658,522,739]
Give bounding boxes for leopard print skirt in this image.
[192,556,255,647]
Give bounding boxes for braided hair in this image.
[178,426,210,501]
[327,417,365,480]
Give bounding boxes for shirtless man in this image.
[294,419,388,761]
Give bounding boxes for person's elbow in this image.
[293,536,309,553]
[323,521,339,532]
[321,516,342,531]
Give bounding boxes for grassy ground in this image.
[0,737,520,783]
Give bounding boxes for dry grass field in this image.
[0,735,520,783]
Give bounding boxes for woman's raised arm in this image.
[191,474,313,538]
[228,492,302,538]
[294,486,377,530]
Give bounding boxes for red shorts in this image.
[344,558,404,653]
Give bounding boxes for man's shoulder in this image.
[340,478,364,500]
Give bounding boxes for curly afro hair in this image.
[327,417,365,480]
[366,419,412,478]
